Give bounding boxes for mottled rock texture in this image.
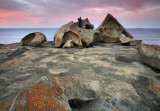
[54,19,97,48]
[95,14,134,43]
[21,32,47,47]
[119,37,142,46]
[138,44,160,70]
[0,42,160,111]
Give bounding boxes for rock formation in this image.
[75,18,94,29]
[0,42,160,111]
[54,18,97,48]
[11,76,96,111]
[21,32,47,47]
[119,37,142,46]
[95,14,134,43]
[138,44,160,70]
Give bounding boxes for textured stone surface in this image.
[11,76,96,111]
[138,44,160,70]
[150,77,160,96]
[0,42,160,111]
[95,14,134,43]
[54,19,97,48]
[21,32,47,47]
[119,37,142,46]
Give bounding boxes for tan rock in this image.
[150,77,160,96]
[54,19,97,48]
[138,44,160,70]
[96,14,133,43]
[119,37,142,46]
[129,40,142,46]
[21,32,47,47]
[63,40,74,48]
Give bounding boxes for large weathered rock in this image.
[10,76,96,111]
[95,28,119,43]
[95,14,133,43]
[138,44,160,70]
[54,19,97,48]
[119,37,142,46]
[21,32,47,47]
[0,42,160,111]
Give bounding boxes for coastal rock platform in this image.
[0,42,160,111]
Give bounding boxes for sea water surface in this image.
[0,28,160,45]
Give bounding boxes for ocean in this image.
[0,28,160,45]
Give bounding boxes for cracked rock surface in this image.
[0,42,160,111]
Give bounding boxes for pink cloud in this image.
[0,0,160,28]
[0,9,43,26]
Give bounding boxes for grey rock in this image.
[0,42,160,111]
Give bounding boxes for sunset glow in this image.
[0,0,160,28]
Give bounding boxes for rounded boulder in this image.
[21,32,47,47]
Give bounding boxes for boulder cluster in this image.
[0,14,160,110]
[21,14,142,48]
[20,14,160,69]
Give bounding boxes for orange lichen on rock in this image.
[27,82,65,111]
[15,77,66,111]
[141,44,159,54]
[150,77,160,96]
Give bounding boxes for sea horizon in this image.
[0,28,160,45]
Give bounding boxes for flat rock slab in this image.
[0,42,160,111]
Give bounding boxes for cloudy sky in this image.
[0,0,160,28]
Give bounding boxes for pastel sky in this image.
[0,0,160,28]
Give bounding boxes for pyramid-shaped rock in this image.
[96,14,133,43]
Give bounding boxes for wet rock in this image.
[138,44,160,70]
[95,14,133,43]
[21,32,47,47]
[119,37,142,46]
[54,19,97,48]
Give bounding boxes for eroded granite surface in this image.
[0,42,160,111]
